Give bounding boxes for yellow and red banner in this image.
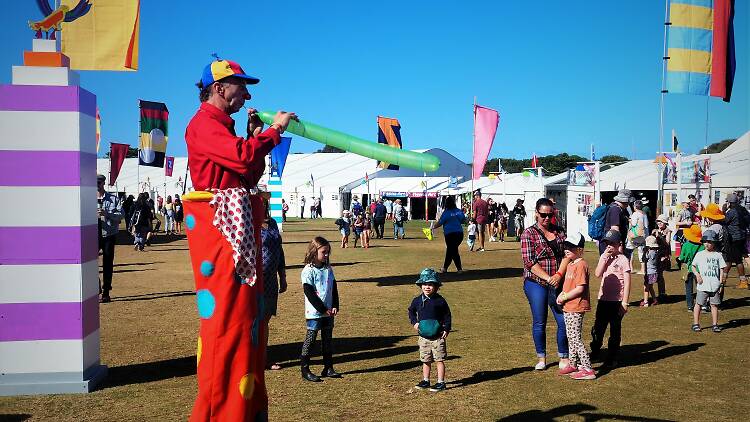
[61,0,140,71]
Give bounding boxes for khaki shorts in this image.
[418,336,447,363]
[696,290,721,306]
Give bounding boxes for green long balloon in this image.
[258,111,440,172]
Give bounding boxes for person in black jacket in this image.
[408,268,452,392]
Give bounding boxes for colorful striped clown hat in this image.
[201,59,259,87]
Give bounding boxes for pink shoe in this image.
[558,365,578,376]
[570,369,596,380]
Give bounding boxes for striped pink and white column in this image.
[0,39,107,395]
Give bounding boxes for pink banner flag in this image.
[472,105,499,180]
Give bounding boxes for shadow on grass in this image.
[595,340,705,377]
[102,335,412,388]
[147,247,190,252]
[721,296,750,310]
[343,267,523,286]
[112,261,165,267]
[270,335,413,367]
[286,261,371,270]
[497,403,676,421]
[720,318,750,331]
[343,355,461,375]
[110,290,195,303]
[111,268,154,274]
[0,415,32,422]
[448,366,531,389]
[101,355,196,389]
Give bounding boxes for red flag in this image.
[472,105,500,180]
[531,153,538,168]
[165,156,175,177]
[109,143,129,186]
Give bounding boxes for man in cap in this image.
[97,174,122,303]
[184,58,297,421]
[723,193,749,288]
[599,189,633,257]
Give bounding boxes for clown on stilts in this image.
[182,58,297,421]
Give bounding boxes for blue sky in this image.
[2,1,748,162]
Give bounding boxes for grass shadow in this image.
[269,335,412,367]
[448,366,531,389]
[111,290,195,302]
[343,355,461,375]
[285,261,371,271]
[0,416,32,422]
[343,268,523,286]
[112,261,164,267]
[720,318,750,331]
[111,268,154,274]
[595,340,705,377]
[101,356,196,389]
[497,403,676,421]
[721,296,750,310]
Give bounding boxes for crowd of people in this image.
[518,188,749,381]
[91,59,748,420]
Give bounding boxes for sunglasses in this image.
[538,212,554,218]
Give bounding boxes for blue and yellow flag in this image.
[377,116,403,170]
[666,0,736,102]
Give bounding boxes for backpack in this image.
[352,202,363,216]
[398,206,408,222]
[588,204,610,241]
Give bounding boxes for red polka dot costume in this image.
[184,97,282,421]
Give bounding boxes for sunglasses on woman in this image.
[538,212,554,219]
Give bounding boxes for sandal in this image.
[712,325,722,333]
[691,324,701,332]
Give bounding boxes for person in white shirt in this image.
[690,230,729,333]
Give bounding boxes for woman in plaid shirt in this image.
[520,198,572,371]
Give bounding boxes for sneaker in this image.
[558,365,578,376]
[651,299,659,306]
[712,325,722,333]
[639,300,648,307]
[702,306,710,312]
[477,248,485,252]
[534,361,546,370]
[571,369,596,380]
[414,380,430,390]
[691,324,701,332]
[100,294,111,303]
[429,382,446,392]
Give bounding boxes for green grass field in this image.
[1,218,749,421]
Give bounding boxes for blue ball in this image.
[186,214,196,230]
[200,260,215,277]
[196,289,216,319]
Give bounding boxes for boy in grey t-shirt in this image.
[691,230,729,333]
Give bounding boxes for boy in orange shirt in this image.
[556,232,595,380]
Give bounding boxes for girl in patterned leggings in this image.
[556,233,596,380]
[299,237,341,382]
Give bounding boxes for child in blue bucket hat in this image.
[408,268,452,392]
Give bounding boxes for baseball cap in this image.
[602,230,621,244]
[200,59,259,88]
[563,232,585,248]
[726,193,739,203]
[701,230,719,243]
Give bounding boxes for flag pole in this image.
[137,100,141,194]
[183,161,189,195]
[657,0,670,215]
[471,96,476,213]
